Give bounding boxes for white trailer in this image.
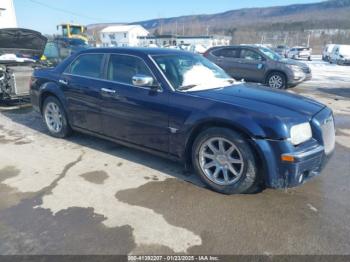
[0,0,17,29]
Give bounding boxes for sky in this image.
[14,0,323,34]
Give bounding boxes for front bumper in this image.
[296,53,311,59]
[281,143,332,187]
[339,59,350,65]
[254,107,335,188]
[288,73,312,86]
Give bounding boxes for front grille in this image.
[321,115,336,155]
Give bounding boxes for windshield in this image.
[259,47,281,61]
[70,26,83,35]
[152,53,235,91]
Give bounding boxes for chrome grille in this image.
[321,115,335,155]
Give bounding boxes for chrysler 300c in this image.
[30,48,335,194]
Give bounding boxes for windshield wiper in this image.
[177,84,197,91]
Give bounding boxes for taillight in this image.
[203,50,211,57]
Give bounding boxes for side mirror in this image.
[132,74,159,89]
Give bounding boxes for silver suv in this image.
[204,45,312,89]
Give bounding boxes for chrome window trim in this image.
[63,73,163,93]
[63,52,163,93]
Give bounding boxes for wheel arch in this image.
[183,120,267,182]
[264,70,288,85]
[39,82,67,113]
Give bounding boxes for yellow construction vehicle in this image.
[57,24,88,43]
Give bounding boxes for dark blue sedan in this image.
[30,48,335,194]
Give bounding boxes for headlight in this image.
[290,122,312,145]
[289,65,303,72]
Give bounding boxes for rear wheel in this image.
[43,96,71,138]
[266,72,286,89]
[192,128,259,194]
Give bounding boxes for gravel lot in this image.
[0,57,350,255]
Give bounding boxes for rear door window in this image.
[68,54,104,79]
[212,48,240,58]
[107,54,154,86]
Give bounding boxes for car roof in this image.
[78,47,190,56]
[208,45,259,51]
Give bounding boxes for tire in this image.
[192,127,259,194]
[337,60,343,66]
[308,56,312,61]
[42,96,71,138]
[266,72,286,89]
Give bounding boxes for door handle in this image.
[59,79,68,85]
[101,88,117,94]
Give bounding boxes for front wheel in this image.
[266,72,286,89]
[43,96,71,138]
[192,128,259,194]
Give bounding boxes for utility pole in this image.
[307,32,311,47]
[261,34,265,45]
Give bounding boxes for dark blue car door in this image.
[60,53,105,134]
[99,53,170,153]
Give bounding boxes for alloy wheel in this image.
[44,102,63,133]
[269,75,283,89]
[199,137,244,186]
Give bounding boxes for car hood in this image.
[0,28,47,60]
[278,58,308,67]
[191,83,325,120]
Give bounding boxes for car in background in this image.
[204,45,312,89]
[190,44,208,54]
[322,44,336,61]
[274,45,289,58]
[30,48,335,194]
[0,28,47,101]
[41,37,89,67]
[287,47,312,61]
[329,45,350,65]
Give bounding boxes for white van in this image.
[322,44,336,61]
[330,45,350,65]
